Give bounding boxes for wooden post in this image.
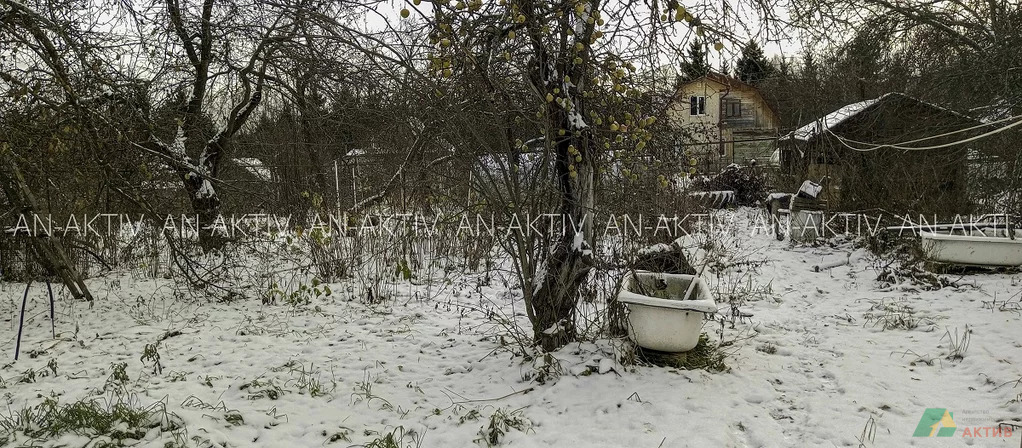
[334,159,341,212]
[14,281,31,361]
[47,281,55,338]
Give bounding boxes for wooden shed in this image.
[778,93,983,217]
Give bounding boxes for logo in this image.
[914,408,957,437]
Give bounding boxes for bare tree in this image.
[411,0,764,350]
[0,0,305,250]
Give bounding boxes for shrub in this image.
[629,241,695,274]
[692,164,767,206]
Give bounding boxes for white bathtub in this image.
[920,230,1022,267]
[617,272,717,352]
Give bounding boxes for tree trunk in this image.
[179,170,226,252]
[169,134,228,253]
[530,108,595,351]
[0,146,93,301]
[297,75,327,195]
[531,239,592,351]
[520,0,600,352]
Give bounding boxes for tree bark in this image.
[520,0,599,352]
[178,168,226,251]
[530,125,595,351]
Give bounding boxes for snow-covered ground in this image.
[2,209,1020,447]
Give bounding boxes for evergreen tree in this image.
[797,50,826,121]
[736,40,773,84]
[838,17,897,101]
[773,55,790,78]
[680,40,710,81]
[801,50,818,85]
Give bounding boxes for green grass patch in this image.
[0,393,181,446]
[636,333,731,372]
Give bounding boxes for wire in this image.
[826,115,1022,152]
[866,114,1022,146]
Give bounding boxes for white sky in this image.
[367,0,814,72]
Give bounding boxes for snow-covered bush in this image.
[629,240,696,274]
[857,230,926,274]
[692,164,768,206]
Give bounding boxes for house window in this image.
[689,96,706,116]
[724,99,741,118]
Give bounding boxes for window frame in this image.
[724,99,742,118]
[689,96,706,116]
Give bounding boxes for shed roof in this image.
[781,92,977,143]
[785,97,883,142]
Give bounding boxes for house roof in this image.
[678,71,758,92]
[782,92,978,142]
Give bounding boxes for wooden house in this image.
[668,72,780,171]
